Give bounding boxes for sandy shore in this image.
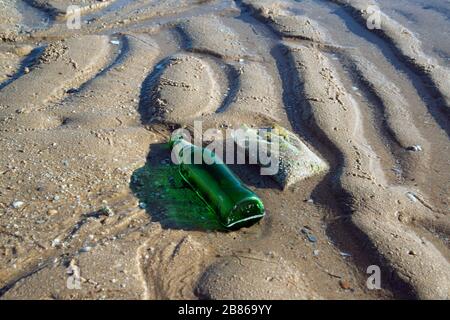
[0,0,449,299]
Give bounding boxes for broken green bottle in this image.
[170,135,265,230]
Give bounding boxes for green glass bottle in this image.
[170,135,265,230]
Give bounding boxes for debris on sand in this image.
[405,192,418,203]
[233,125,328,189]
[301,227,317,243]
[406,145,422,152]
[12,200,24,209]
[138,202,147,209]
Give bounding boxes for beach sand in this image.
[0,0,449,299]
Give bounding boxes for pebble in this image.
[24,67,30,74]
[406,145,422,152]
[47,209,58,216]
[14,45,33,57]
[313,249,320,256]
[51,238,61,247]
[12,201,24,209]
[100,205,114,217]
[405,192,418,203]
[339,279,351,290]
[80,246,92,253]
[110,40,120,45]
[139,202,147,209]
[301,227,317,243]
[307,234,317,243]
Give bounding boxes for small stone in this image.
[405,192,418,203]
[53,195,60,201]
[51,238,61,247]
[307,234,317,243]
[24,67,30,74]
[12,201,24,209]
[99,205,114,216]
[301,228,317,243]
[139,202,147,209]
[406,145,422,152]
[47,209,58,216]
[14,45,33,57]
[110,40,120,45]
[80,246,92,253]
[339,279,351,290]
[313,249,320,256]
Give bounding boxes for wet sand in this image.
[0,0,449,299]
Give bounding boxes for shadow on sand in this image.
[130,143,226,231]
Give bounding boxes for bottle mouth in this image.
[225,198,265,229]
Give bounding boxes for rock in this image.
[301,227,317,243]
[339,279,351,290]
[233,125,328,189]
[14,45,33,57]
[139,202,147,209]
[80,246,92,253]
[12,201,24,209]
[406,145,422,152]
[405,192,418,203]
[47,209,58,216]
[51,238,61,247]
[99,206,114,216]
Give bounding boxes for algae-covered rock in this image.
[234,125,328,189]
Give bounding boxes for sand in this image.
[0,0,449,300]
